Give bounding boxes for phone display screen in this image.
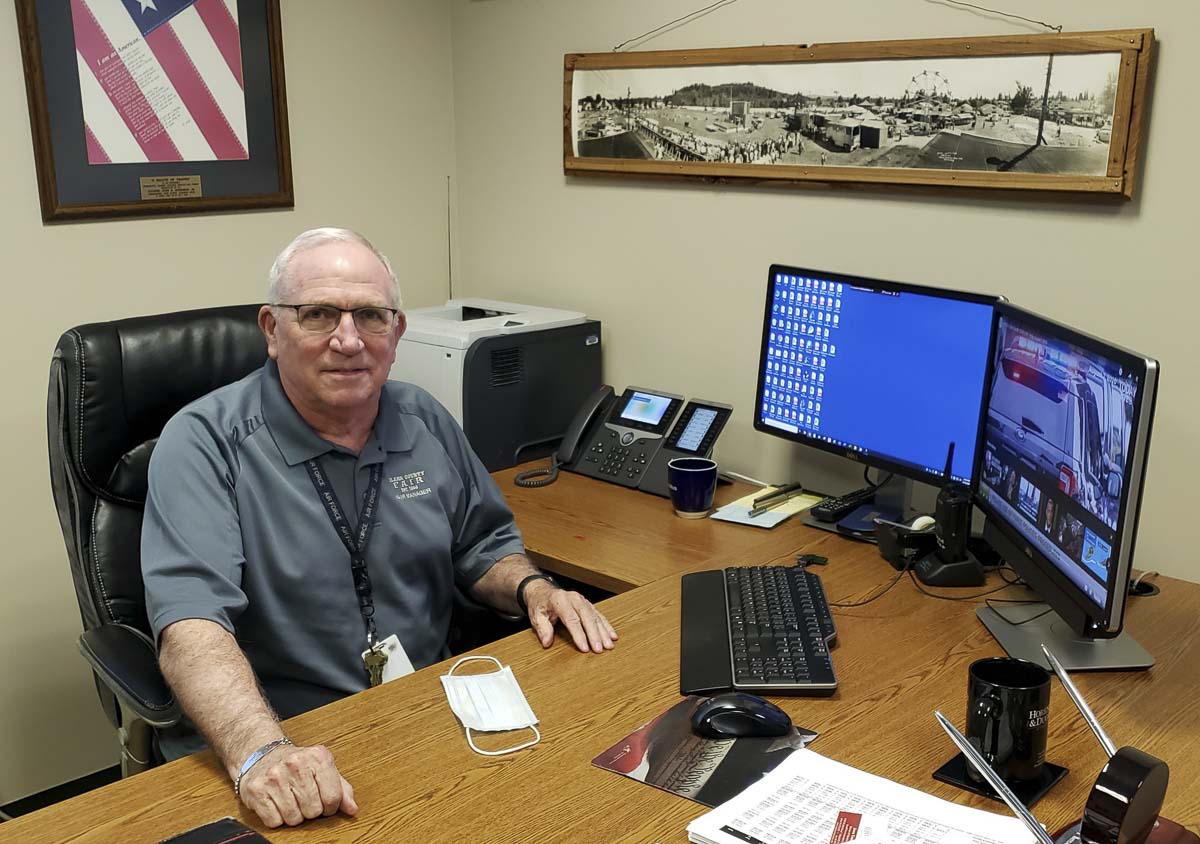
[675,408,718,452]
[620,392,672,426]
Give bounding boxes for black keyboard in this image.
[680,566,838,697]
[810,486,876,523]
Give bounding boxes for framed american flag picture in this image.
[15,0,292,221]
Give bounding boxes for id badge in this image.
[360,633,415,684]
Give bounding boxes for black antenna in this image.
[942,441,955,485]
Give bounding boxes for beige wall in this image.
[0,1,456,802]
[449,2,1198,580]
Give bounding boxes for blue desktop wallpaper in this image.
[759,273,993,482]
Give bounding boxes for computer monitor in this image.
[974,303,1158,671]
[753,265,997,502]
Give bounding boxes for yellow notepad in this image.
[709,486,822,529]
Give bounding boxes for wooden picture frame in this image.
[15,0,292,222]
[564,30,1153,199]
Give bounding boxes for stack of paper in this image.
[687,749,1038,844]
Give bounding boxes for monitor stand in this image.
[976,605,1153,672]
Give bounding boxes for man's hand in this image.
[524,580,618,653]
[238,742,358,828]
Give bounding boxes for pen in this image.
[749,489,805,518]
[1040,643,1117,757]
[933,711,1056,844]
[753,482,805,507]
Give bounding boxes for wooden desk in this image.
[493,463,838,593]
[4,477,1198,842]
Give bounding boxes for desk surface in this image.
[4,472,1198,842]
[493,464,830,593]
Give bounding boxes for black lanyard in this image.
[305,459,383,648]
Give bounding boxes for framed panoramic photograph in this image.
[15,0,292,221]
[564,30,1153,199]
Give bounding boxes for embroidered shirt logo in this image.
[389,470,431,501]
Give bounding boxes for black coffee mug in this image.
[965,657,1050,784]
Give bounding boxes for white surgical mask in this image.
[439,656,540,756]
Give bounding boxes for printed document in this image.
[687,749,1037,844]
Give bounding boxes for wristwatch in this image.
[516,573,559,613]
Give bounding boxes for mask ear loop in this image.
[465,724,541,756]
[448,655,503,675]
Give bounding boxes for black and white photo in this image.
[572,52,1122,177]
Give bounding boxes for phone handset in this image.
[514,385,614,488]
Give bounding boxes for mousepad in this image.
[591,696,818,808]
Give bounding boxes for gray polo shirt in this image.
[142,360,524,759]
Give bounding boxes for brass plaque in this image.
[139,175,202,200]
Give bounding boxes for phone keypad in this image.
[584,433,650,482]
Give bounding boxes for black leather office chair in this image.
[47,305,267,775]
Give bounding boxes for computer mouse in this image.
[910,515,936,531]
[690,692,793,739]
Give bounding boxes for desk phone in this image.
[549,385,732,497]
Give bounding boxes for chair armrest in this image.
[78,624,180,728]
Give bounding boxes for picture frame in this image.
[15,0,293,222]
[564,30,1153,199]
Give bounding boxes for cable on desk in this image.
[1132,570,1159,589]
[827,562,911,608]
[905,569,1034,603]
[513,456,560,488]
[996,567,1026,588]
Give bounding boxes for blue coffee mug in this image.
[668,457,718,518]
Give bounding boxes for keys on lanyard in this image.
[363,639,389,688]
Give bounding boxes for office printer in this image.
[390,298,602,471]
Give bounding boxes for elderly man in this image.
[142,227,616,829]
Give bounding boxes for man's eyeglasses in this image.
[275,304,399,335]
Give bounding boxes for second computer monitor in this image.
[755,265,996,486]
[974,302,1158,670]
